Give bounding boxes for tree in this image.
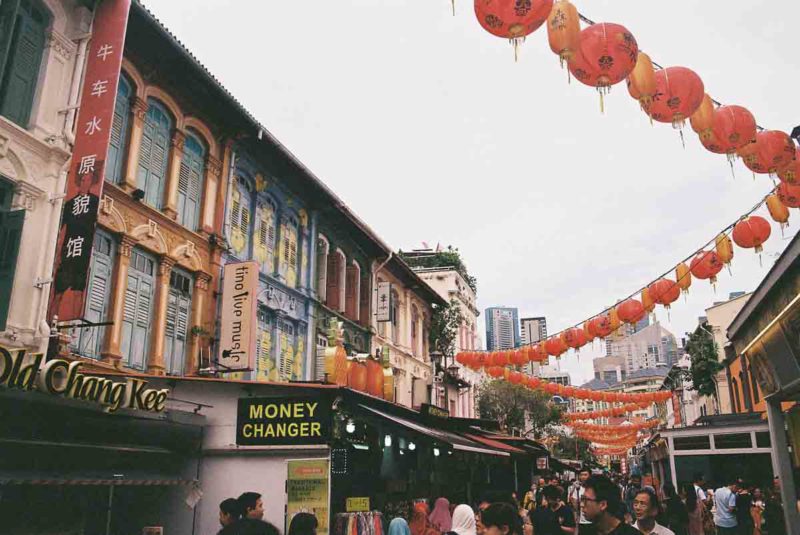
[400,246,478,293]
[550,432,596,463]
[476,379,562,436]
[429,298,464,360]
[685,322,723,397]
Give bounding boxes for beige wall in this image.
[705,293,751,415]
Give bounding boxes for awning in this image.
[0,478,196,486]
[357,405,509,457]
[463,434,526,454]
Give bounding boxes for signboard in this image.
[420,403,449,420]
[236,397,331,446]
[671,391,682,426]
[287,460,330,535]
[49,0,131,322]
[0,346,168,413]
[536,456,549,470]
[376,281,391,322]
[345,497,370,512]
[219,261,259,371]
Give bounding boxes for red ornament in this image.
[490,351,508,367]
[530,344,548,362]
[562,327,587,349]
[778,183,800,209]
[710,105,757,155]
[568,23,638,107]
[616,299,646,324]
[509,371,524,384]
[778,148,800,185]
[545,336,568,357]
[487,366,505,378]
[690,250,723,285]
[563,385,575,397]
[511,349,528,367]
[474,0,554,59]
[732,216,772,254]
[590,315,613,338]
[645,67,704,128]
[648,279,680,308]
[740,131,796,175]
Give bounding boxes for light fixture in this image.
[408,441,416,451]
[433,447,440,457]
[345,420,355,434]
[353,443,370,451]
[399,450,405,456]
[448,450,453,456]
[384,434,392,447]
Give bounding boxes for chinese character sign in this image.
[49,0,131,322]
[376,281,391,322]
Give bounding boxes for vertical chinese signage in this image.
[48,0,131,322]
[286,459,330,535]
[376,281,391,322]
[671,391,682,427]
[218,261,259,371]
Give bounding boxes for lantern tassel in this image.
[679,128,685,149]
[729,158,736,180]
[451,0,455,16]
[759,252,763,267]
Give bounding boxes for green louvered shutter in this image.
[73,233,114,359]
[0,0,21,82]
[0,208,23,330]
[121,250,154,370]
[177,136,203,231]
[164,270,192,376]
[0,3,45,128]
[136,102,171,209]
[105,78,131,184]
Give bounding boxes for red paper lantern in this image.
[648,279,680,309]
[590,315,614,338]
[530,344,548,362]
[740,131,796,175]
[562,327,587,349]
[568,23,638,103]
[645,67,704,128]
[490,351,508,367]
[511,349,528,367]
[487,366,505,378]
[563,386,575,397]
[509,371,524,384]
[474,0,554,58]
[544,382,559,394]
[545,336,568,357]
[616,299,646,324]
[690,250,723,285]
[732,216,772,254]
[710,105,757,156]
[778,148,800,185]
[777,183,800,209]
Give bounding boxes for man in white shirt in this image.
[714,479,739,535]
[632,488,675,535]
[693,473,707,502]
[569,468,594,535]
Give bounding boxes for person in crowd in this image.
[691,474,707,504]
[532,484,576,535]
[623,475,644,524]
[581,475,640,535]
[535,479,548,510]
[447,504,477,535]
[288,513,318,535]
[218,498,242,535]
[411,502,440,535]
[389,518,413,535]
[735,481,753,535]
[480,503,524,535]
[680,483,704,535]
[750,488,765,535]
[568,468,594,535]
[713,478,738,535]
[430,498,453,533]
[230,492,280,535]
[660,484,687,535]
[632,488,674,535]
[523,484,537,514]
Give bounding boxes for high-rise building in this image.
[538,364,571,386]
[485,307,520,351]
[520,317,547,345]
[605,321,679,373]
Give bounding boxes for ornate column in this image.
[121,97,148,193]
[186,272,211,375]
[101,235,136,366]
[199,154,222,236]
[162,130,185,220]
[146,257,175,375]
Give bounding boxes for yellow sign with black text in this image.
[346,497,370,512]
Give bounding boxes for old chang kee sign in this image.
[0,347,169,413]
[218,261,259,371]
[236,397,331,446]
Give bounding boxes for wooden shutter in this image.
[74,234,114,358]
[106,78,130,184]
[229,186,241,234]
[0,1,21,83]
[256,310,275,382]
[359,274,370,327]
[121,252,154,370]
[0,4,45,127]
[345,265,357,320]
[177,137,203,230]
[255,202,274,272]
[325,253,339,310]
[286,224,298,287]
[164,286,191,376]
[137,103,170,208]
[0,209,23,330]
[279,320,295,381]
[316,245,328,301]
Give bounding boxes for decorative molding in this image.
[171,240,202,272]
[131,97,148,121]
[171,130,186,152]
[45,30,75,61]
[98,195,127,234]
[195,272,212,290]
[12,181,45,211]
[206,155,222,178]
[158,257,176,276]
[119,235,136,258]
[130,219,168,255]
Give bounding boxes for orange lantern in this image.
[690,94,715,140]
[739,131,796,175]
[778,183,800,209]
[676,262,692,295]
[710,105,757,157]
[690,250,723,285]
[627,52,657,112]
[733,216,772,254]
[509,371,524,384]
[544,382,559,394]
[547,0,580,66]
[545,336,568,357]
[473,352,490,368]
[366,357,385,397]
[715,233,734,268]
[617,299,646,324]
[487,366,504,378]
[563,385,575,397]
[562,327,588,349]
[648,279,680,309]
[640,287,655,313]
[348,361,368,392]
[590,315,613,338]
[766,194,790,230]
[645,67,704,129]
[531,343,548,362]
[778,148,800,185]
[568,23,638,110]
[608,307,621,332]
[475,0,555,60]
[511,349,528,367]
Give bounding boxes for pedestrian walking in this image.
[735,482,753,535]
[580,475,639,535]
[569,468,594,535]
[446,504,477,535]
[479,503,524,535]
[692,475,707,505]
[430,498,453,532]
[750,488,765,535]
[623,475,644,524]
[763,490,785,535]
[218,498,243,535]
[632,488,675,535]
[532,484,576,535]
[679,484,704,535]
[660,484,687,535]
[713,478,738,535]
[289,513,318,535]
[389,518,413,535]
[411,503,440,535]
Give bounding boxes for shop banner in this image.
[287,460,330,535]
[376,281,391,322]
[218,261,259,371]
[236,397,331,446]
[671,391,682,426]
[48,0,131,322]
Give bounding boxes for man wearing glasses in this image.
[579,475,640,535]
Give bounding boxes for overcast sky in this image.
[142,0,800,384]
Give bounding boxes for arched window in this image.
[345,260,360,321]
[255,196,277,273]
[121,248,156,370]
[731,377,741,413]
[177,131,205,230]
[316,235,329,301]
[326,250,345,311]
[229,176,253,258]
[411,304,419,355]
[137,99,173,208]
[106,74,133,184]
[280,215,299,287]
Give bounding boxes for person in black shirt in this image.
[234,492,282,535]
[532,485,576,535]
[581,475,639,535]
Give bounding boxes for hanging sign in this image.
[345,497,370,512]
[237,397,331,445]
[218,261,259,371]
[536,457,549,470]
[376,281,391,322]
[48,0,131,322]
[287,460,330,535]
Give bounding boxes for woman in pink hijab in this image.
[429,498,453,532]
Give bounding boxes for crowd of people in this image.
[216,472,787,535]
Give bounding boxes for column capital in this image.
[131,97,148,121]
[171,130,186,152]
[195,272,212,290]
[206,154,223,178]
[119,235,137,258]
[158,256,176,276]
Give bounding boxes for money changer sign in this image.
[237,397,331,446]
